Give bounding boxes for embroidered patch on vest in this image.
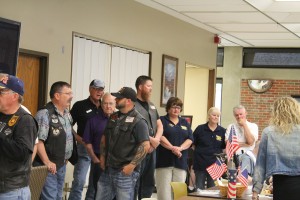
[4,128,12,135]
[52,127,60,136]
[8,115,19,126]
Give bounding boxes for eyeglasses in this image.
[171,106,181,110]
[93,88,104,92]
[58,92,73,96]
[102,102,115,106]
[0,90,14,95]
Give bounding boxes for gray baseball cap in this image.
[89,79,105,89]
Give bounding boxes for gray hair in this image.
[233,105,246,113]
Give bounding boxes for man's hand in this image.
[46,161,57,174]
[149,136,160,149]
[238,118,247,126]
[100,155,105,170]
[122,163,135,176]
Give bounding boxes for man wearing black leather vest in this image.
[96,87,150,200]
[134,75,163,200]
[0,75,37,199]
[35,81,76,199]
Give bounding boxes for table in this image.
[178,190,273,200]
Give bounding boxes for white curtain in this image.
[72,35,150,103]
[110,46,149,92]
[71,36,111,104]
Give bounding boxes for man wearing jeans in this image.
[96,87,150,200]
[0,75,38,199]
[69,79,105,200]
[35,81,76,199]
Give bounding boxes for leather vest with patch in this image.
[135,101,157,137]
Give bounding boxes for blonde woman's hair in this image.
[207,107,221,121]
[270,97,300,134]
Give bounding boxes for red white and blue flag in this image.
[206,157,227,180]
[226,125,240,160]
[227,169,237,199]
[237,166,248,187]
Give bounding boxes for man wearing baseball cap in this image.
[0,75,38,199]
[69,79,106,200]
[96,87,150,200]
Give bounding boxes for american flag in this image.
[206,158,227,180]
[237,166,248,187]
[227,169,237,199]
[226,125,240,160]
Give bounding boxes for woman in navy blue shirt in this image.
[193,107,226,189]
[156,97,193,200]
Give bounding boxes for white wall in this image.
[0,0,217,115]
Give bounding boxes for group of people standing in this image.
[1,73,300,200]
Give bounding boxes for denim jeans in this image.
[194,170,215,190]
[135,151,156,200]
[0,186,30,200]
[68,143,92,200]
[40,164,66,200]
[95,167,139,200]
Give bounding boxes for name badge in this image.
[125,116,134,123]
[86,109,92,113]
[150,105,156,110]
[181,126,187,130]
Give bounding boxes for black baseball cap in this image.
[111,87,137,102]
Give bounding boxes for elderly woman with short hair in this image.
[155,97,193,200]
[193,107,226,189]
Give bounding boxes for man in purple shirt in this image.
[82,93,116,198]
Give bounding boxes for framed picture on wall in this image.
[181,115,193,127]
[161,54,178,107]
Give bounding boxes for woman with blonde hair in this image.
[252,97,300,200]
[193,107,226,189]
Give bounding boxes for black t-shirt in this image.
[71,97,101,137]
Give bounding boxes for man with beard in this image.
[69,79,105,200]
[34,81,77,199]
[134,75,163,200]
[96,87,150,200]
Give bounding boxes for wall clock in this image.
[248,80,273,93]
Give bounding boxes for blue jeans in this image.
[135,151,156,200]
[96,167,139,200]
[194,170,215,190]
[41,164,66,200]
[0,186,30,200]
[68,143,92,200]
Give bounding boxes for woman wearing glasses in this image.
[155,97,193,200]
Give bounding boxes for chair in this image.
[29,166,48,200]
[170,182,188,200]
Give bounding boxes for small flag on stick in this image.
[237,166,248,187]
[226,125,240,160]
[227,168,237,199]
[206,158,227,180]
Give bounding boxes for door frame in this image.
[19,48,48,109]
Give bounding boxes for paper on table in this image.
[196,189,220,195]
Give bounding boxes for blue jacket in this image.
[252,125,300,193]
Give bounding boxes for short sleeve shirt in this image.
[35,106,73,159]
[71,97,102,137]
[156,115,194,170]
[82,110,108,154]
[226,121,258,155]
[193,122,226,171]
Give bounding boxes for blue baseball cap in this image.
[0,75,24,96]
